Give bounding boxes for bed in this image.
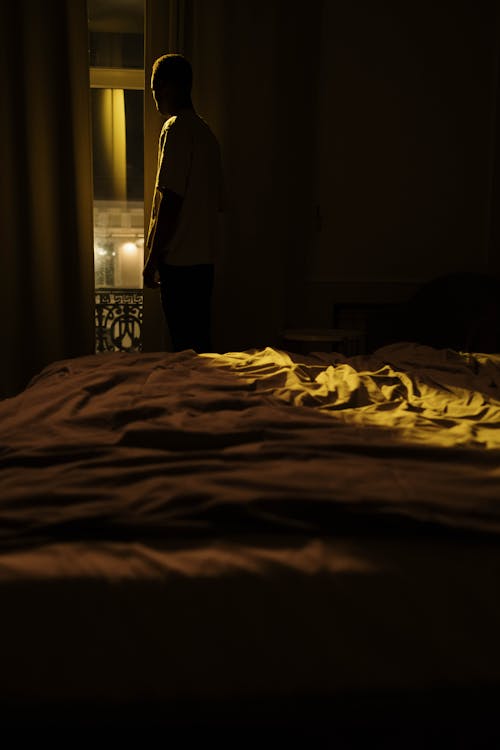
[1,343,500,744]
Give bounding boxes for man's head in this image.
[151,54,193,116]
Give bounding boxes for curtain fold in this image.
[0,0,94,399]
[487,6,500,275]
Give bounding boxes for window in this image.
[88,0,145,352]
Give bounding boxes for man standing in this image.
[143,54,223,353]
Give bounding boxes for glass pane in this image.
[91,88,144,292]
[88,0,144,68]
[91,89,143,201]
[93,200,144,289]
[89,31,144,69]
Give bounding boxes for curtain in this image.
[488,7,500,276]
[142,0,190,352]
[0,0,94,399]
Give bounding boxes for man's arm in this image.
[143,188,183,288]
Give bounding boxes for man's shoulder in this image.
[161,112,220,154]
[162,115,180,134]
[161,115,193,150]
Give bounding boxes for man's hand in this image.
[143,258,160,289]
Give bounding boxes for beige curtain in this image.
[0,0,94,399]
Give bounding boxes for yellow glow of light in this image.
[98,88,127,200]
[121,242,137,255]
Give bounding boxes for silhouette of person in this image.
[143,53,224,353]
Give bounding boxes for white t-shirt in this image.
[152,109,224,266]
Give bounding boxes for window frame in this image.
[90,67,144,90]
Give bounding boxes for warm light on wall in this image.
[96,88,127,200]
[118,240,142,288]
[122,241,137,255]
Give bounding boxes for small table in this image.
[281,328,363,355]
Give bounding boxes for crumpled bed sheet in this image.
[0,342,499,547]
[1,343,500,711]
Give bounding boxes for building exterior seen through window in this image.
[88,0,145,352]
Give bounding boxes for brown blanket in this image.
[0,344,499,549]
[1,344,500,729]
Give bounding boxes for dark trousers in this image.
[158,263,215,353]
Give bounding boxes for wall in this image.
[305,0,500,326]
[190,0,322,351]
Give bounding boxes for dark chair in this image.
[406,272,500,353]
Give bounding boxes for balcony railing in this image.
[95,288,143,352]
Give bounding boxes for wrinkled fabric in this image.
[0,344,499,549]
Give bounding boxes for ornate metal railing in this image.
[95,288,143,353]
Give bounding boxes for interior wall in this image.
[305,0,500,323]
[190,0,322,351]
